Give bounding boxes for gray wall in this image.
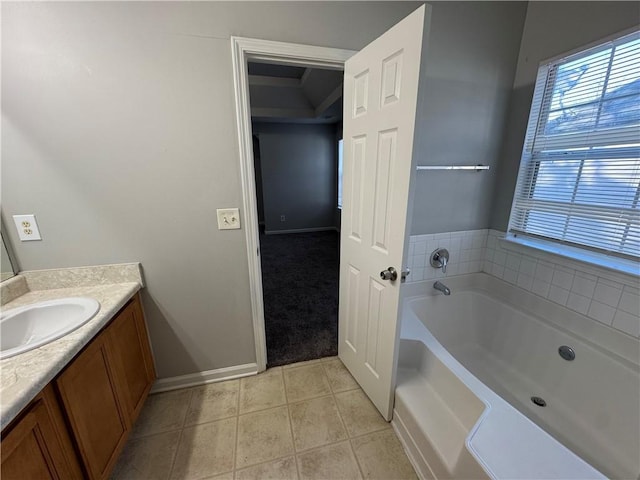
[410,1,527,235]
[489,1,640,231]
[252,122,337,233]
[1,1,421,378]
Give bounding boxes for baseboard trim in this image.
[151,363,258,393]
[265,226,339,235]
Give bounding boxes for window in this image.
[508,30,640,264]
[338,138,344,208]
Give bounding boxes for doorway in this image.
[230,37,354,372]
[249,62,344,367]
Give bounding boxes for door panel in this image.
[339,5,427,420]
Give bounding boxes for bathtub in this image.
[392,273,639,480]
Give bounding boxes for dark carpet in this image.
[260,230,339,367]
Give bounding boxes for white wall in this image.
[1,1,422,378]
[490,1,640,230]
[252,122,337,233]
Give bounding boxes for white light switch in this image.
[216,208,241,230]
[13,214,42,241]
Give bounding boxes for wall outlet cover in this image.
[216,208,241,230]
[13,214,42,241]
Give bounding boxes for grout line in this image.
[281,368,301,480]
[348,437,366,479]
[234,453,297,477]
[167,426,185,478]
[167,387,195,479]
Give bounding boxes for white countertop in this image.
[1,264,143,431]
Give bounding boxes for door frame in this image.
[230,36,356,371]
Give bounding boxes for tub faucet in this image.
[433,281,451,296]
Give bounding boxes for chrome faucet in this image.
[430,248,449,273]
[433,281,451,296]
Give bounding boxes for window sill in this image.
[501,234,639,279]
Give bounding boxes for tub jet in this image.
[558,345,576,361]
[531,396,547,407]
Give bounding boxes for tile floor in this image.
[112,357,418,480]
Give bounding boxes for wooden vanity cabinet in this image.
[56,327,130,480]
[56,293,156,480]
[0,384,83,480]
[107,295,155,423]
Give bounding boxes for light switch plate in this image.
[216,208,241,230]
[13,214,42,241]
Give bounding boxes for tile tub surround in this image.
[407,229,488,282]
[408,229,639,338]
[112,358,418,480]
[483,230,640,338]
[0,263,145,430]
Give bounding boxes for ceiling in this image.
[248,61,343,124]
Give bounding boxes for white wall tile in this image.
[519,258,537,276]
[592,280,623,308]
[548,286,570,306]
[493,251,507,266]
[534,263,554,283]
[552,268,574,290]
[517,272,534,291]
[491,263,505,278]
[612,310,640,337]
[412,267,424,282]
[567,292,590,315]
[587,300,616,325]
[618,289,640,316]
[531,278,550,298]
[506,253,522,271]
[571,274,596,298]
[504,268,518,284]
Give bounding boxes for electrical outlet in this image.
[13,214,42,241]
[280,215,286,222]
[217,208,241,230]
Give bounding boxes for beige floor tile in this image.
[297,441,362,480]
[351,430,417,480]
[170,417,236,479]
[239,367,286,414]
[132,389,193,438]
[334,390,389,437]
[236,406,294,469]
[289,395,347,451]
[322,359,359,393]
[282,359,322,369]
[185,380,239,426]
[112,430,181,480]
[235,456,298,480]
[283,364,331,403]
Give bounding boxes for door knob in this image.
[380,267,398,281]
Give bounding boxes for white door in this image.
[339,5,428,421]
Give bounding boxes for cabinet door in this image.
[56,331,129,480]
[108,294,156,423]
[1,386,82,480]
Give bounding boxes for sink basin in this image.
[0,297,100,360]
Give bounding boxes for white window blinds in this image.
[509,30,640,260]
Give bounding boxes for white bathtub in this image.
[393,273,639,480]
